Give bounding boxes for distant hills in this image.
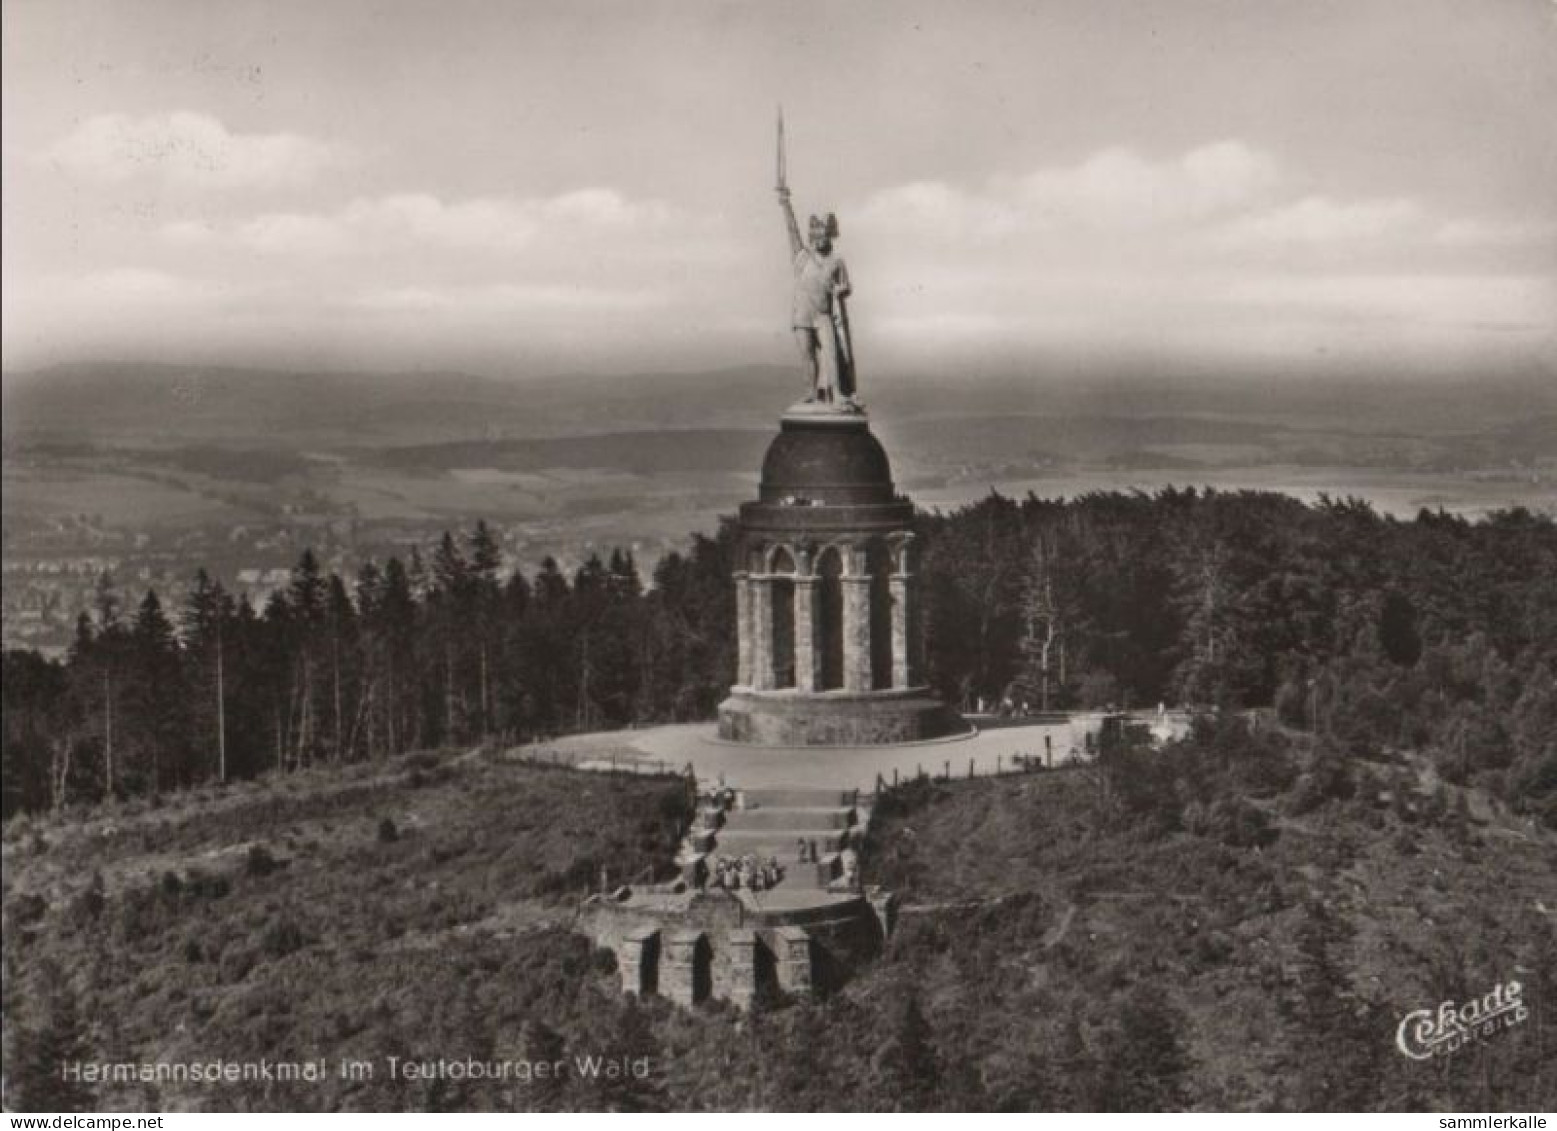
[5,358,1553,453]
[3,360,1553,541]
[0,362,787,448]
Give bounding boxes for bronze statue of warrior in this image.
[776,110,859,409]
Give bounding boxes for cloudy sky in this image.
[3,0,1555,379]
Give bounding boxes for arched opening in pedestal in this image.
[770,547,796,689]
[867,538,894,690]
[817,546,845,690]
[771,578,796,688]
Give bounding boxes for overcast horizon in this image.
[4,0,1556,383]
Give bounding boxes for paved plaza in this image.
[533,718,1085,792]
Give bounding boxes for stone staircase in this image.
[727,806,854,831]
[685,786,862,892]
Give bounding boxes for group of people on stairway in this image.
[706,853,786,893]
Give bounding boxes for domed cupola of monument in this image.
[758,415,896,506]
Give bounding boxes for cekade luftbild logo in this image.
[1396,979,1530,1060]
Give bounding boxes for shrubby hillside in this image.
[2,752,692,1112]
[856,716,1557,1110]
[4,718,1554,1112]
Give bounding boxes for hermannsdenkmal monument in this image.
[716,111,961,748]
[576,115,976,1010]
[571,115,1152,1010]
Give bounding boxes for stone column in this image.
[891,534,919,688]
[793,577,821,692]
[840,546,872,693]
[733,571,752,688]
[773,926,814,998]
[719,928,759,1010]
[619,926,660,996]
[662,930,705,1007]
[750,577,774,691]
[890,571,912,688]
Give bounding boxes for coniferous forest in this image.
[4,487,1557,1113]
[3,490,1555,827]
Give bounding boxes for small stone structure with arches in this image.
[582,782,897,1010]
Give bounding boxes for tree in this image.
[1016,533,1075,711]
[288,549,327,622]
[468,521,505,738]
[1,651,72,817]
[3,962,96,1112]
[523,557,573,735]
[1170,536,1260,708]
[1281,898,1385,1110]
[221,592,270,782]
[93,570,121,633]
[508,1019,567,1111]
[1507,664,1557,826]
[122,590,189,793]
[1089,986,1192,1111]
[429,532,473,744]
[76,575,131,798]
[469,519,503,584]
[182,570,234,782]
[279,551,332,767]
[495,569,534,741]
[4,491,1555,823]
[379,556,424,752]
[872,991,941,1110]
[321,574,355,761]
[581,999,665,1112]
[1378,590,1423,666]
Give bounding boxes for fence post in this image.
[997,755,1002,775]
[969,758,974,779]
[943,760,950,782]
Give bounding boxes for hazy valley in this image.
[3,361,1554,655]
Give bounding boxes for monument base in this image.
[781,398,867,423]
[717,687,964,747]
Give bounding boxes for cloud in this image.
[56,182,733,368]
[69,267,212,305]
[1433,217,1557,248]
[164,188,681,256]
[43,112,337,190]
[345,282,667,316]
[3,267,222,353]
[835,139,1557,368]
[14,135,1551,373]
[855,140,1551,262]
[858,140,1280,240]
[1013,140,1280,227]
[1223,273,1557,328]
[233,212,353,255]
[1214,195,1426,248]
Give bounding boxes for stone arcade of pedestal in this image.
[717,406,959,747]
